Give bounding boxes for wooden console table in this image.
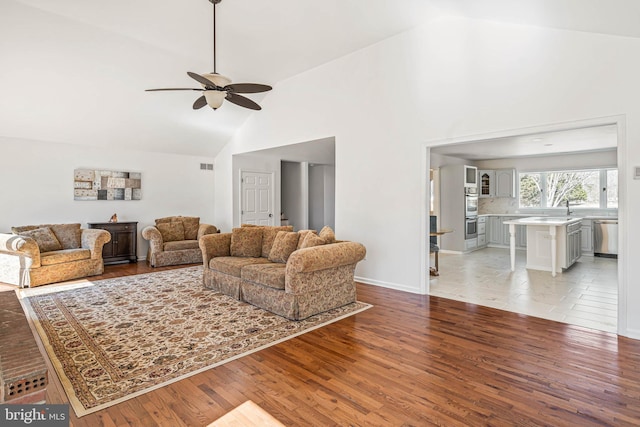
[88,221,138,265]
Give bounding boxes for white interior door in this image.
[241,171,274,225]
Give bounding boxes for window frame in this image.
[517,167,617,210]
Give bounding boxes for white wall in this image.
[1,137,215,258]
[214,16,640,337]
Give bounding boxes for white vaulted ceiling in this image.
[2,0,640,157]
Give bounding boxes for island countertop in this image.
[503,216,583,226]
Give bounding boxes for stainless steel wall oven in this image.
[465,217,478,239]
[465,187,478,218]
[464,187,478,239]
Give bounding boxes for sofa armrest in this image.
[199,233,231,266]
[81,229,111,259]
[286,242,366,274]
[0,233,41,268]
[197,223,219,240]
[142,226,164,253]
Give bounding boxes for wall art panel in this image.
[73,169,142,201]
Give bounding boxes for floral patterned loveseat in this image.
[199,225,366,320]
[141,216,219,267]
[0,223,111,287]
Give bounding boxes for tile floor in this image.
[429,247,618,333]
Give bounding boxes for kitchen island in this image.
[503,217,583,277]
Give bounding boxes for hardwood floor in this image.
[6,262,640,426]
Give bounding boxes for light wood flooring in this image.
[3,262,640,426]
[430,248,618,333]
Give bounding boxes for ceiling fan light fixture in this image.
[201,73,231,88]
[204,90,227,109]
[145,0,271,111]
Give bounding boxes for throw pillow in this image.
[181,216,200,240]
[268,231,300,263]
[11,225,42,234]
[50,223,82,249]
[230,227,263,257]
[319,226,336,244]
[296,229,318,249]
[260,225,294,258]
[300,233,326,249]
[21,227,63,252]
[155,216,180,225]
[157,222,185,242]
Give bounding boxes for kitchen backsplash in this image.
[478,197,518,214]
[478,198,618,217]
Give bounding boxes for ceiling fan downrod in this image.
[209,0,222,74]
[145,0,271,111]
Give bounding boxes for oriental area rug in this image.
[19,266,371,417]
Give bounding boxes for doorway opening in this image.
[423,116,626,334]
[232,137,335,230]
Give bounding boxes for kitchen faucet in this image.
[566,200,573,216]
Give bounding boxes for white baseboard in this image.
[620,327,640,340]
[354,276,422,294]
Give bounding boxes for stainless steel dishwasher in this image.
[593,219,618,258]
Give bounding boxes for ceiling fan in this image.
[146,0,272,111]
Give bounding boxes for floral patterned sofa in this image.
[142,216,219,267]
[0,223,111,287]
[199,225,366,320]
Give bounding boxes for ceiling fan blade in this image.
[145,88,203,91]
[225,93,261,110]
[187,71,218,88]
[224,83,272,94]
[193,95,208,110]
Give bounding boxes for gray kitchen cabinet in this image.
[500,217,512,246]
[516,224,527,248]
[566,222,583,267]
[580,219,594,254]
[477,216,487,248]
[479,170,495,198]
[488,216,502,244]
[486,216,526,248]
[478,169,516,198]
[495,169,516,198]
[501,217,526,248]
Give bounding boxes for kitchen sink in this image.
[537,217,581,222]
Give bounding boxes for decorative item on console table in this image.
[88,221,137,265]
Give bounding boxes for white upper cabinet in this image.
[478,169,516,198]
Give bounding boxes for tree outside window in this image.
[519,173,541,207]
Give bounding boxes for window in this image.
[519,168,617,209]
